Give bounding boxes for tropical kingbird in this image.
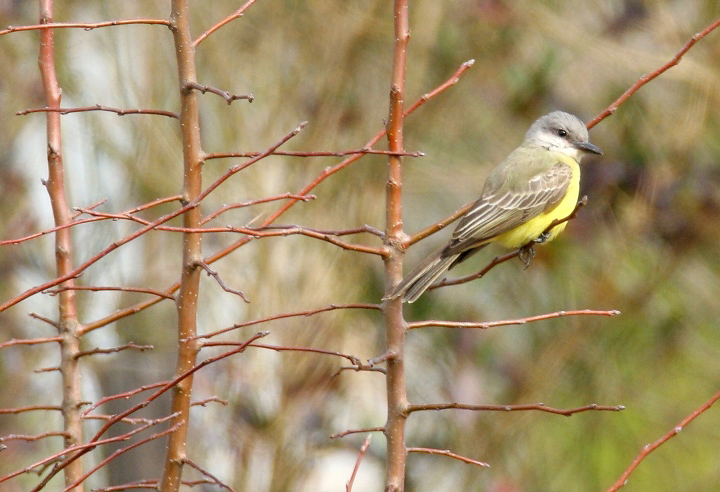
[385,111,602,303]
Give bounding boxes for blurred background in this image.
[0,0,719,490]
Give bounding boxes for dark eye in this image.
[557,128,567,137]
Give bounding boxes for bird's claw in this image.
[519,244,536,269]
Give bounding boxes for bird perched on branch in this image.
[384,111,602,303]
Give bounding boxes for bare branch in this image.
[0,19,170,36]
[588,18,720,129]
[183,458,236,492]
[193,0,258,47]
[407,447,489,468]
[185,81,253,104]
[0,405,61,415]
[0,336,62,350]
[0,431,69,443]
[330,427,385,439]
[205,148,424,160]
[194,303,381,341]
[408,402,625,416]
[196,261,250,303]
[17,104,178,119]
[46,285,176,301]
[606,389,720,491]
[347,436,372,492]
[407,309,621,330]
[200,194,316,224]
[76,343,154,358]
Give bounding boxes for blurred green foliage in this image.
[0,0,719,490]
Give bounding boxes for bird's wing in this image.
[442,161,573,257]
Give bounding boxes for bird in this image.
[384,111,602,303]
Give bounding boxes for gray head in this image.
[524,111,602,160]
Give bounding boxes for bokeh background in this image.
[1,1,719,490]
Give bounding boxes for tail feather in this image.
[383,250,458,303]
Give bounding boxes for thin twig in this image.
[196,261,250,303]
[0,19,170,36]
[76,343,154,358]
[185,81,253,104]
[205,149,424,160]
[346,436,372,492]
[588,18,720,129]
[17,105,178,119]
[194,303,381,341]
[407,309,621,330]
[606,389,720,491]
[193,0,258,47]
[407,447,490,468]
[183,459,236,492]
[407,402,625,416]
[330,427,386,439]
[45,285,176,301]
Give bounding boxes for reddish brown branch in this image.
[0,336,62,350]
[407,447,489,468]
[347,435,372,492]
[193,0,258,47]
[0,18,170,36]
[76,342,154,358]
[0,405,61,415]
[11,333,268,488]
[606,389,720,491]
[588,18,720,129]
[17,105,178,119]
[204,148,424,160]
[183,459,236,492]
[46,285,176,300]
[407,309,621,330]
[408,402,625,416]
[200,194,316,224]
[0,431,69,443]
[194,303,381,341]
[82,382,168,417]
[196,261,250,302]
[81,60,472,333]
[185,81,253,104]
[63,421,182,491]
[330,427,386,439]
[406,201,474,247]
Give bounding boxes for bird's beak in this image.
[574,141,603,155]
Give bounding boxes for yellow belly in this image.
[492,159,580,249]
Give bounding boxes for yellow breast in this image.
[492,157,581,249]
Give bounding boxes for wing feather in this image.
[442,161,573,257]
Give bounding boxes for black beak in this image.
[574,141,603,155]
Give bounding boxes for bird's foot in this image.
[534,231,551,244]
[518,244,536,269]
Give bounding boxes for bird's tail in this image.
[383,249,458,303]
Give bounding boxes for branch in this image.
[194,303,381,341]
[0,405,61,415]
[0,431,68,443]
[183,459,236,492]
[0,336,62,350]
[185,81,253,105]
[200,194,316,224]
[0,19,170,36]
[330,427,386,439]
[408,402,625,416]
[204,148,424,160]
[17,105,178,119]
[193,0,258,47]
[587,17,720,129]
[82,60,473,332]
[606,389,720,491]
[46,285,176,301]
[346,436,372,492]
[195,261,250,303]
[76,342,154,358]
[407,309,621,330]
[407,447,489,468]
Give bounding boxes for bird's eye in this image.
[556,128,567,137]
